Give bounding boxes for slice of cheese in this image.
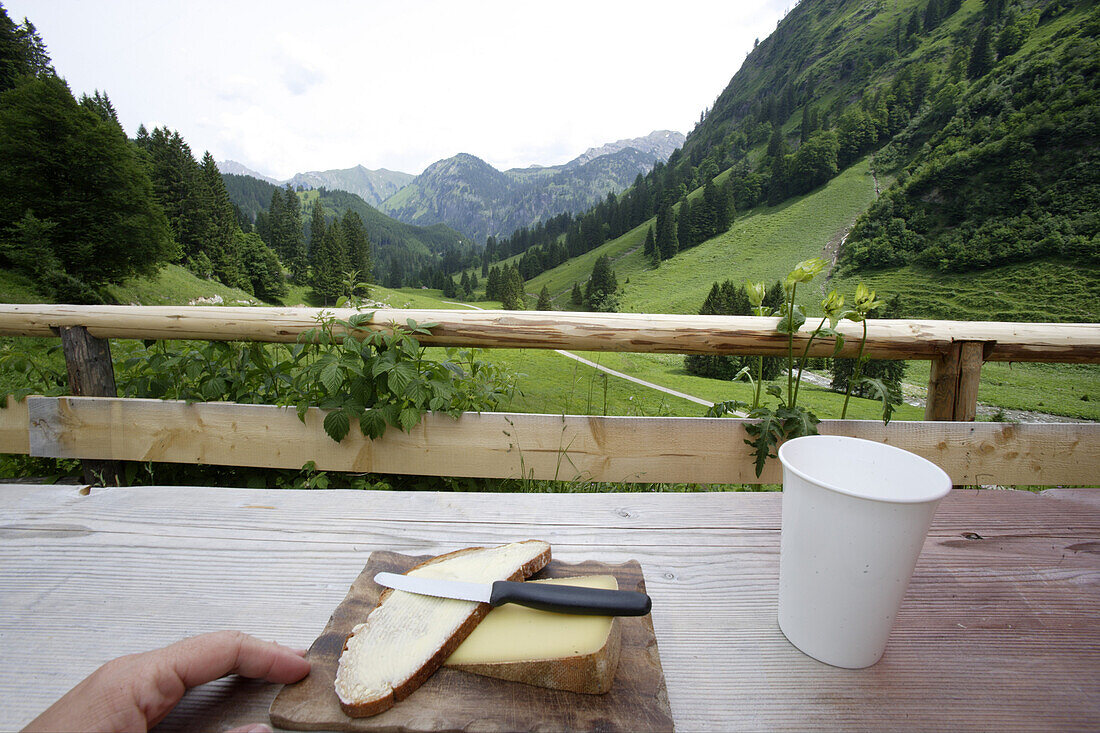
[443,575,622,694]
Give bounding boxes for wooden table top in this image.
[1,484,1097,731]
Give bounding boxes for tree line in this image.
[470,0,1067,302]
[0,5,372,306]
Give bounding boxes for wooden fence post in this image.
[925,341,985,422]
[59,326,123,486]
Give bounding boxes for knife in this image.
[374,572,652,616]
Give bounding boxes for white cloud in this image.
[8,0,791,179]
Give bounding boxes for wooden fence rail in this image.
[2,304,1099,362]
[1,305,1098,486]
[2,396,1097,486]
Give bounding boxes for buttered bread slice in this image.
[334,539,551,717]
[445,575,622,694]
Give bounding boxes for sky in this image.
[6,0,791,180]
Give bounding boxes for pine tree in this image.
[500,266,525,310]
[684,281,782,380]
[536,285,552,310]
[442,276,458,299]
[283,187,306,284]
[340,210,371,285]
[655,200,678,260]
[265,187,284,252]
[0,75,174,296]
[0,9,52,93]
[308,199,326,276]
[677,197,694,249]
[570,282,584,310]
[310,219,346,305]
[200,151,247,290]
[923,0,943,33]
[237,230,288,302]
[486,266,501,301]
[968,25,995,79]
[584,255,619,312]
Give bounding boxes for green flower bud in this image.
[746,280,765,308]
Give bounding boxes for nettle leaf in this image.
[323,409,351,443]
[201,377,227,401]
[405,379,430,405]
[371,351,396,377]
[380,402,402,428]
[387,361,416,394]
[399,405,422,432]
[319,360,342,394]
[360,408,387,439]
[347,312,373,329]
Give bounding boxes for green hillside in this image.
[223,176,475,288]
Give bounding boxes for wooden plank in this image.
[59,326,122,486]
[924,343,960,421]
[24,396,1100,485]
[955,341,984,422]
[0,395,29,455]
[2,304,1099,362]
[0,486,1096,732]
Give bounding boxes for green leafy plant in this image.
[839,283,887,420]
[281,286,514,442]
[708,258,893,476]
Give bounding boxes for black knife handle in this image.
[489,580,652,616]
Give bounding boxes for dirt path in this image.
[443,300,736,413]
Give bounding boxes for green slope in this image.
[528,157,877,313]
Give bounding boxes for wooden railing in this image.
[1,304,1098,486]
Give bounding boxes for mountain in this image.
[283,165,415,207]
[221,173,474,288]
[486,0,1098,325]
[675,0,1099,282]
[217,161,415,207]
[216,160,279,185]
[379,131,685,242]
[568,130,683,168]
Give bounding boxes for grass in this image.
[830,260,1100,323]
[527,158,878,314]
[904,360,1100,421]
[0,270,49,304]
[108,264,261,306]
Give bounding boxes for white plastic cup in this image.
[777,435,951,668]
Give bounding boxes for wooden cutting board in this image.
[270,551,673,732]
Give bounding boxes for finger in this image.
[165,631,311,689]
[226,725,273,733]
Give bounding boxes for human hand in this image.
[23,630,311,733]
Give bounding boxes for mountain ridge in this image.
[219,130,684,242]
[379,131,685,242]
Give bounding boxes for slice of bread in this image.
[333,539,551,717]
[444,575,622,694]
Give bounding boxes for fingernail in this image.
[293,648,309,656]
